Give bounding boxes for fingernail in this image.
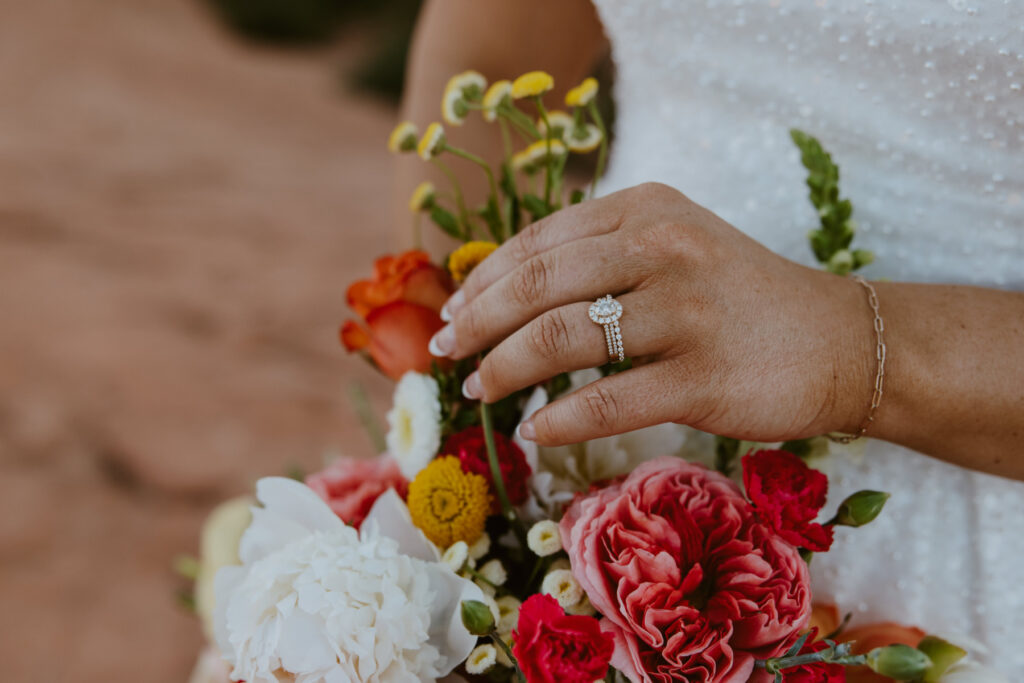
[518,420,536,442]
[440,290,465,322]
[429,324,455,357]
[462,372,483,400]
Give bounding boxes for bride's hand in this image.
[428,182,873,446]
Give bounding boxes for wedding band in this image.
[588,295,625,363]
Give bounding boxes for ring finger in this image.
[462,293,671,403]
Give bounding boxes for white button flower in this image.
[386,371,442,480]
[214,478,484,683]
[466,644,497,674]
[526,520,562,557]
[541,568,585,609]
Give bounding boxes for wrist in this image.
[824,273,881,436]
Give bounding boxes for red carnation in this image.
[512,594,615,683]
[443,426,532,507]
[742,450,834,552]
[782,630,846,683]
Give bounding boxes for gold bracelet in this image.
[828,275,886,444]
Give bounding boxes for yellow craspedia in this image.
[482,80,512,122]
[408,456,492,547]
[409,181,436,212]
[388,121,418,153]
[418,122,446,160]
[448,241,498,282]
[565,77,599,107]
[511,71,554,99]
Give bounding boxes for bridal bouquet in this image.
[184,71,999,683]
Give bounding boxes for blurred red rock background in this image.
[0,0,415,679]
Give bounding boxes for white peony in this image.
[515,370,716,519]
[214,477,484,683]
[938,662,1010,683]
[386,372,442,480]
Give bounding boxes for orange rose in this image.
[838,621,926,683]
[340,250,454,380]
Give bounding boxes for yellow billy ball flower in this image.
[511,70,554,99]
[388,121,419,153]
[565,77,599,107]
[537,110,574,141]
[482,80,512,122]
[566,123,603,153]
[448,241,498,282]
[408,181,436,212]
[407,456,491,547]
[418,122,446,160]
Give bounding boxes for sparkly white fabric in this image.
[591,0,1024,674]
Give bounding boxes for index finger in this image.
[441,191,626,320]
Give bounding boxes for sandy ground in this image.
[0,1,398,680]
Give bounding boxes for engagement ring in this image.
[589,295,625,363]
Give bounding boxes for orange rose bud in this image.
[340,250,454,380]
[839,621,927,683]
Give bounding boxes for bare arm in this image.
[394,0,606,254]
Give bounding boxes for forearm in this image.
[393,0,605,255]
[841,281,1024,479]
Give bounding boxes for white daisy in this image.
[386,371,442,480]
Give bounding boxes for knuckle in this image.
[510,222,542,262]
[457,305,485,342]
[579,384,620,432]
[512,255,551,308]
[529,309,571,360]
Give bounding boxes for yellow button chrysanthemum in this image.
[511,71,554,99]
[482,80,513,122]
[565,77,599,107]
[537,110,574,141]
[448,241,498,282]
[408,456,492,548]
[409,181,436,212]
[388,121,418,153]
[566,123,603,153]
[418,122,446,160]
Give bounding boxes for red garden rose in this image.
[340,250,454,380]
[512,594,615,683]
[782,629,846,683]
[561,457,811,683]
[305,456,408,529]
[742,449,834,552]
[443,426,532,507]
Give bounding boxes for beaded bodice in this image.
[590,0,1024,675]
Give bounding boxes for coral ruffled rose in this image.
[340,250,454,380]
[443,426,532,508]
[305,456,408,529]
[512,594,615,683]
[742,450,834,552]
[560,457,811,683]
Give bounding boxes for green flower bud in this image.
[866,644,932,680]
[461,599,496,636]
[828,249,854,275]
[918,635,967,682]
[833,490,890,527]
[853,249,875,268]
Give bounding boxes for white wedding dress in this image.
[590,0,1024,675]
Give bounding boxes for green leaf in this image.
[570,189,586,205]
[480,198,503,242]
[429,206,462,240]
[522,193,552,221]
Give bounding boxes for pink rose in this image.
[560,457,811,683]
[305,456,408,529]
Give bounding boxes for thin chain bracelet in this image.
[828,275,886,444]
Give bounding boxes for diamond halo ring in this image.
[588,295,625,363]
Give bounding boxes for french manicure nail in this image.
[441,290,465,322]
[462,372,483,400]
[518,420,536,442]
[429,324,455,357]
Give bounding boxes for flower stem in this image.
[490,631,525,683]
[348,381,386,452]
[588,101,609,198]
[444,143,508,239]
[431,158,473,240]
[534,97,555,207]
[479,399,529,549]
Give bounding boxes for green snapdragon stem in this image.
[588,100,609,198]
[479,400,529,549]
[348,382,386,452]
[534,97,555,206]
[431,158,473,239]
[444,144,507,238]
